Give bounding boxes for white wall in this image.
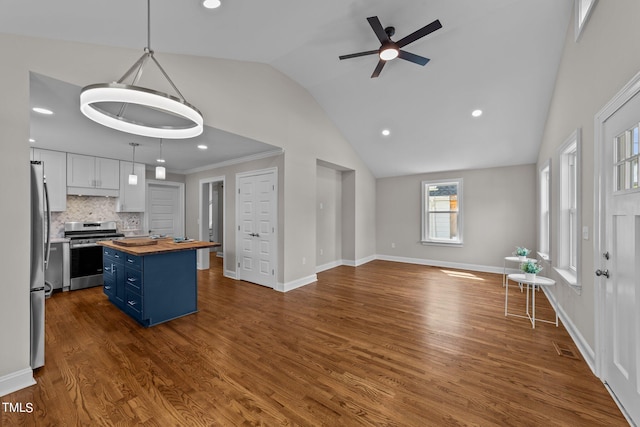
[376,164,537,271]
[0,33,376,391]
[537,0,640,352]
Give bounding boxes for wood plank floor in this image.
[2,258,627,426]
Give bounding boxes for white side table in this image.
[503,256,536,287]
[505,273,557,328]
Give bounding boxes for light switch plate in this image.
[582,226,589,240]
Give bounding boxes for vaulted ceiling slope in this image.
[1,0,573,177]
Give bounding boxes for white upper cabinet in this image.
[67,153,119,197]
[32,148,67,212]
[116,161,146,212]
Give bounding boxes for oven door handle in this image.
[70,243,100,249]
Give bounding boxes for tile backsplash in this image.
[51,196,143,237]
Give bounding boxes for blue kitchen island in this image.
[99,238,217,327]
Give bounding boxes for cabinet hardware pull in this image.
[128,300,136,306]
[104,285,111,290]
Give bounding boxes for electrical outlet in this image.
[319,249,323,256]
[582,226,589,240]
[302,257,306,265]
[391,243,396,248]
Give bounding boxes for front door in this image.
[237,169,277,288]
[600,84,640,424]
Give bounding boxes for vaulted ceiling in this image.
[2,0,573,177]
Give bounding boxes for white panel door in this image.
[238,171,276,288]
[601,89,640,424]
[147,183,182,237]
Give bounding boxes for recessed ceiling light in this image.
[197,144,208,150]
[381,129,391,136]
[156,158,166,163]
[29,138,35,143]
[472,109,483,118]
[202,0,221,9]
[32,107,54,115]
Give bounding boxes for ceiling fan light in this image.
[379,45,399,61]
[202,0,221,8]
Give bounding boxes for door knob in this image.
[595,269,610,278]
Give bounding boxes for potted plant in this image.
[521,260,542,281]
[514,246,530,261]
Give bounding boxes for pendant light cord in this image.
[147,0,151,51]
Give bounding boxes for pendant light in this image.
[129,143,139,185]
[80,0,203,139]
[155,138,166,180]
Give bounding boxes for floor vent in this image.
[552,341,579,360]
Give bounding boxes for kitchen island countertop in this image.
[99,238,219,256]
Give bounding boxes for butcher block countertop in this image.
[99,238,220,256]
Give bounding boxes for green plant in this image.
[521,260,542,274]
[514,246,530,257]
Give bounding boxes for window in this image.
[421,179,463,245]
[538,160,551,260]
[556,130,580,286]
[614,124,640,192]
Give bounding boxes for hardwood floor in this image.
[2,257,627,426]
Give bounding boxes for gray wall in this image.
[376,164,537,271]
[537,0,640,353]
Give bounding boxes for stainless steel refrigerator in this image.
[30,161,50,369]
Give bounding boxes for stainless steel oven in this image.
[65,221,124,291]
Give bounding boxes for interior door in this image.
[237,170,276,288]
[147,183,183,237]
[601,89,640,424]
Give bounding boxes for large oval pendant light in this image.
[80,0,203,139]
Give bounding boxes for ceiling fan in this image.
[339,16,442,78]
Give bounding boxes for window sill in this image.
[420,240,463,248]
[553,267,578,287]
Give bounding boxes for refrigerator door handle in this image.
[44,180,51,269]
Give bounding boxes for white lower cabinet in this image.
[117,161,146,212]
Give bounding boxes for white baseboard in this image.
[316,260,342,273]
[276,274,317,292]
[375,254,506,275]
[224,269,237,279]
[541,287,596,373]
[342,255,376,268]
[317,255,376,273]
[0,368,35,397]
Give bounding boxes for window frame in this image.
[555,129,581,288]
[537,159,551,261]
[421,178,463,246]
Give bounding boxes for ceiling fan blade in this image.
[371,60,386,78]
[339,50,379,60]
[367,16,390,44]
[398,50,430,66]
[396,19,442,48]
